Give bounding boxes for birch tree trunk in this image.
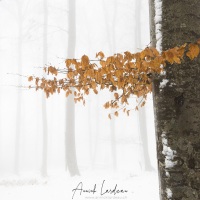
[41,0,48,177]
[65,0,80,176]
[150,0,200,199]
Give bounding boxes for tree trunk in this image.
[103,0,117,170]
[65,0,80,176]
[150,0,200,199]
[135,0,154,172]
[41,0,48,177]
[14,0,22,175]
[0,35,1,166]
[110,0,117,171]
[91,97,100,168]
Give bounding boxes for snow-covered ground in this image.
[0,170,159,200]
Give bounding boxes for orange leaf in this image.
[57,88,60,94]
[48,66,58,76]
[124,51,132,61]
[100,60,106,68]
[28,76,33,82]
[104,102,110,109]
[81,55,89,67]
[196,38,200,45]
[114,93,119,99]
[141,101,146,107]
[165,51,174,64]
[114,111,118,117]
[186,44,199,60]
[65,59,73,67]
[173,56,181,64]
[93,89,98,94]
[96,51,105,59]
[177,43,186,59]
[106,56,114,65]
[149,47,159,57]
[140,48,154,59]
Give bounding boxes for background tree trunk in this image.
[135,0,154,172]
[110,0,117,171]
[14,0,22,175]
[151,0,200,199]
[103,0,117,170]
[41,0,48,177]
[65,0,80,176]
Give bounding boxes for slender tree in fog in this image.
[1,0,38,175]
[14,0,23,175]
[88,103,93,166]
[41,0,48,177]
[81,11,96,167]
[0,6,2,169]
[110,0,117,171]
[135,0,154,171]
[65,0,80,176]
[103,0,117,170]
[91,99,100,168]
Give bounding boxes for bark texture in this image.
[151,0,200,199]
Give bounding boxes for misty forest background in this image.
[0,0,158,195]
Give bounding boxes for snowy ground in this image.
[0,170,159,200]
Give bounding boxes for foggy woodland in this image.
[0,0,159,199]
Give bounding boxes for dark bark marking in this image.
[174,93,184,107]
[188,157,195,169]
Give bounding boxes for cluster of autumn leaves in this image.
[28,40,200,117]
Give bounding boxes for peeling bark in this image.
[150,0,200,199]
